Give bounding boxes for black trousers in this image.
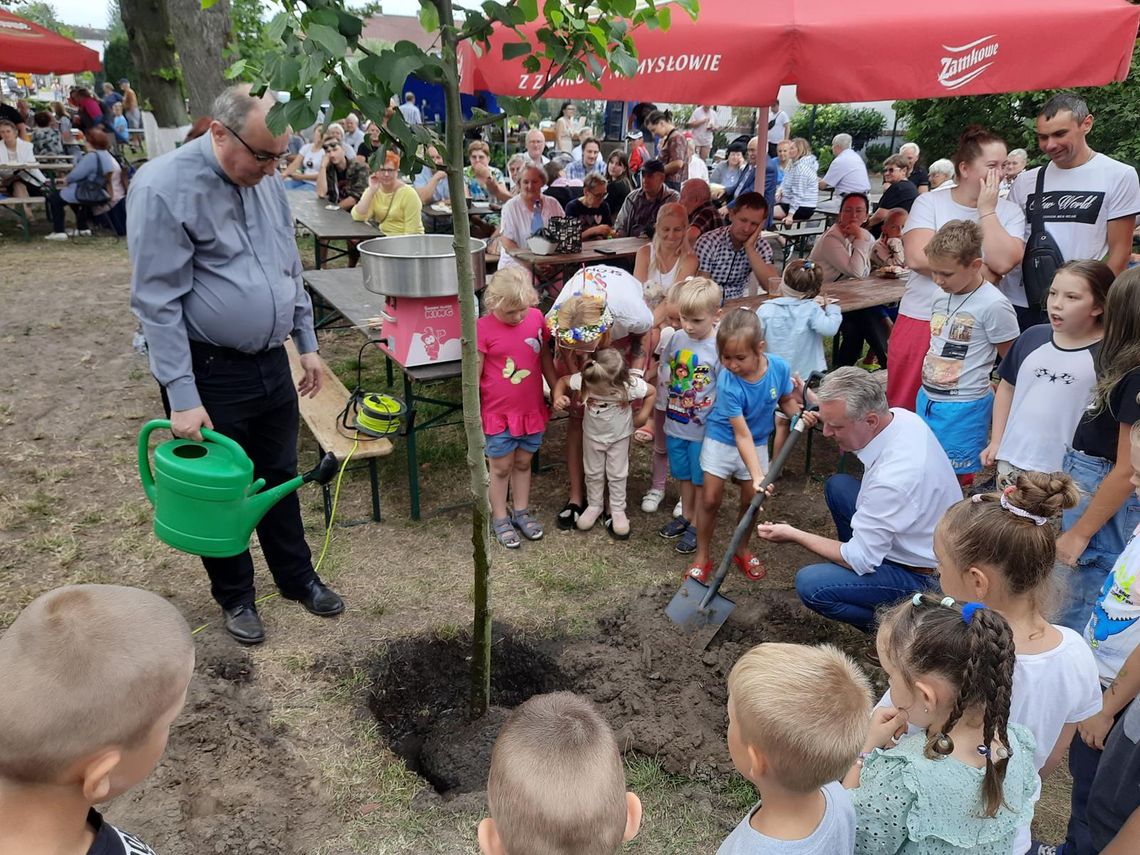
[161,341,319,610]
[835,309,889,368]
[46,191,90,233]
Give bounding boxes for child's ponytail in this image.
[781,259,824,299]
[880,595,1018,818]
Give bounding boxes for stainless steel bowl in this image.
[358,235,487,298]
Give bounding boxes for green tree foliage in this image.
[894,39,1140,169]
[790,104,886,150]
[228,0,275,80]
[264,0,694,718]
[103,34,138,86]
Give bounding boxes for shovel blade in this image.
[665,576,736,649]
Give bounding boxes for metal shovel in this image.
[665,373,823,649]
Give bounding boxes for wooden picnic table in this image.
[513,235,647,268]
[726,274,906,314]
[423,199,499,233]
[290,193,381,269]
[301,267,463,521]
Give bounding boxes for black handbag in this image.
[1021,164,1065,310]
[74,152,111,205]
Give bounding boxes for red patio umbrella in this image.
[0,8,102,75]
[464,0,1139,105]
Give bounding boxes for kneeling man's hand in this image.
[756,521,796,543]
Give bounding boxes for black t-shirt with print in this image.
[87,809,157,855]
[565,198,613,227]
[909,164,929,190]
[1071,368,1140,462]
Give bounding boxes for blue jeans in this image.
[1057,447,1140,632]
[795,474,939,633]
[1065,697,1132,855]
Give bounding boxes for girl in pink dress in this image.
[478,268,557,548]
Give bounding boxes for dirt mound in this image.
[562,584,849,777]
[370,584,867,795]
[107,636,335,853]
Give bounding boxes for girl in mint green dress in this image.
[847,593,1039,854]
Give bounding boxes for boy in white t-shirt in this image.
[1004,92,1140,329]
[916,220,1020,484]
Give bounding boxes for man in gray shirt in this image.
[128,85,345,645]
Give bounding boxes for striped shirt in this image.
[780,157,820,213]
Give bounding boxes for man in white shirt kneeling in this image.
[756,368,961,633]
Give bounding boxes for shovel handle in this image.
[698,411,814,610]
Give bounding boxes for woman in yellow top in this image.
[350,150,424,235]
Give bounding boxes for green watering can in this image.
[138,419,339,558]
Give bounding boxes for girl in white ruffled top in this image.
[634,202,698,308]
[846,594,1039,855]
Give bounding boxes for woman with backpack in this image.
[44,128,121,241]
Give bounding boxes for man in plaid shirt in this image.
[680,179,724,243]
[565,137,606,180]
[694,192,779,301]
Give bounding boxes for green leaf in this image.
[608,44,637,77]
[224,59,248,80]
[307,23,347,58]
[266,11,290,42]
[336,10,363,39]
[657,7,671,29]
[502,41,531,60]
[284,97,318,133]
[266,102,290,136]
[200,0,219,9]
[518,0,537,21]
[418,1,439,34]
[307,8,339,29]
[268,56,301,90]
[521,55,541,74]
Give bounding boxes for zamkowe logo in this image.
[939,35,999,90]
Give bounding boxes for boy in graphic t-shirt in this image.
[1005,92,1140,328]
[917,220,1019,484]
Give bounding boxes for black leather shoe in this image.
[223,605,266,645]
[288,580,345,617]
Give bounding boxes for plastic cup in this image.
[766,276,782,296]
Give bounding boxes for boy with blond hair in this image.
[659,275,723,555]
[478,692,641,855]
[0,584,195,854]
[722,643,872,854]
[917,219,1019,485]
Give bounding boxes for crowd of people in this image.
[13,83,1140,854]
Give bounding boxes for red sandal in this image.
[685,560,713,584]
[733,552,767,581]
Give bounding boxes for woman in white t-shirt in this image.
[885,127,1025,411]
[934,476,1102,855]
[633,202,698,307]
[282,124,325,190]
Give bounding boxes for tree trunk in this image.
[437,0,493,719]
[119,0,189,127]
[166,0,232,119]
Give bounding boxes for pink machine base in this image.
[377,295,462,367]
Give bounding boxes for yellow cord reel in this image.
[355,393,405,437]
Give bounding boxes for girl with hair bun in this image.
[849,593,1038,854]
[934,472,1102,854]
[1055,266,1140,631]
[886,126,1025,411]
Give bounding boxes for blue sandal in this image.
[493,517,521,549]
[511,508,544,541]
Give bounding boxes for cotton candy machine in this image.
[359,235,486,367]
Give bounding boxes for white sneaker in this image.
[641,489,665,513]
[45,232,69,241]
[77,229,92,236]
[673,499,683,518]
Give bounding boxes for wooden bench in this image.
[0,196,47,241]
[772,217,826,265]
[285,339,394,524]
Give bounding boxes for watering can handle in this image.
[137,420,251,503]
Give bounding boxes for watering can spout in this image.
[243,453,339,529]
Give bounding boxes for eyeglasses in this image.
[222,124,287,163]
[378,167,396,174]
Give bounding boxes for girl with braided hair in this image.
[934,471,1103,854]
[848,594,1038,854]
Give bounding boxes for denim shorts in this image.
[666,435,704,485]
[699,436,770,482]
[485,429,544,458]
